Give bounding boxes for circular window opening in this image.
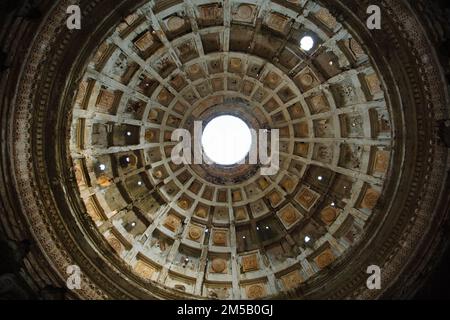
[201,115,252,165]
[300,36,314,51]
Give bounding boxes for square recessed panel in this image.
[277,204,303,229]
[233,3,257,24]
[250,199,270,218]
[245,283,266,299]
[314,248,336,269]
[280,269,303,291]
[163,213,182,232]
[241,253,259,272]
[211,228,229,246]
[134,259,158,280]
[294,186,320,211]
[186,223,205,243]
[234,207,248,222]
[294,67,321,92]
[268,190,284,208]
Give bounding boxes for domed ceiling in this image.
[70,0,392,299]
[1,0,449,300]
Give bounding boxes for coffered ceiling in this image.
[1,0,449,300]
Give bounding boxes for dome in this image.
[1,0,449,300]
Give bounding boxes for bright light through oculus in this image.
[201,115,252,165]
[300,36,314,51]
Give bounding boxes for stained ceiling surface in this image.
[1,0,448,301]
[70,0,392,299]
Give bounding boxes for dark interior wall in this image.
[405,0,450,300]
[414,244,450,299]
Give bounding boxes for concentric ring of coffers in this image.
[70,0,391,299]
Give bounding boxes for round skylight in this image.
[201,115,252,165]
[300,36,314,51]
